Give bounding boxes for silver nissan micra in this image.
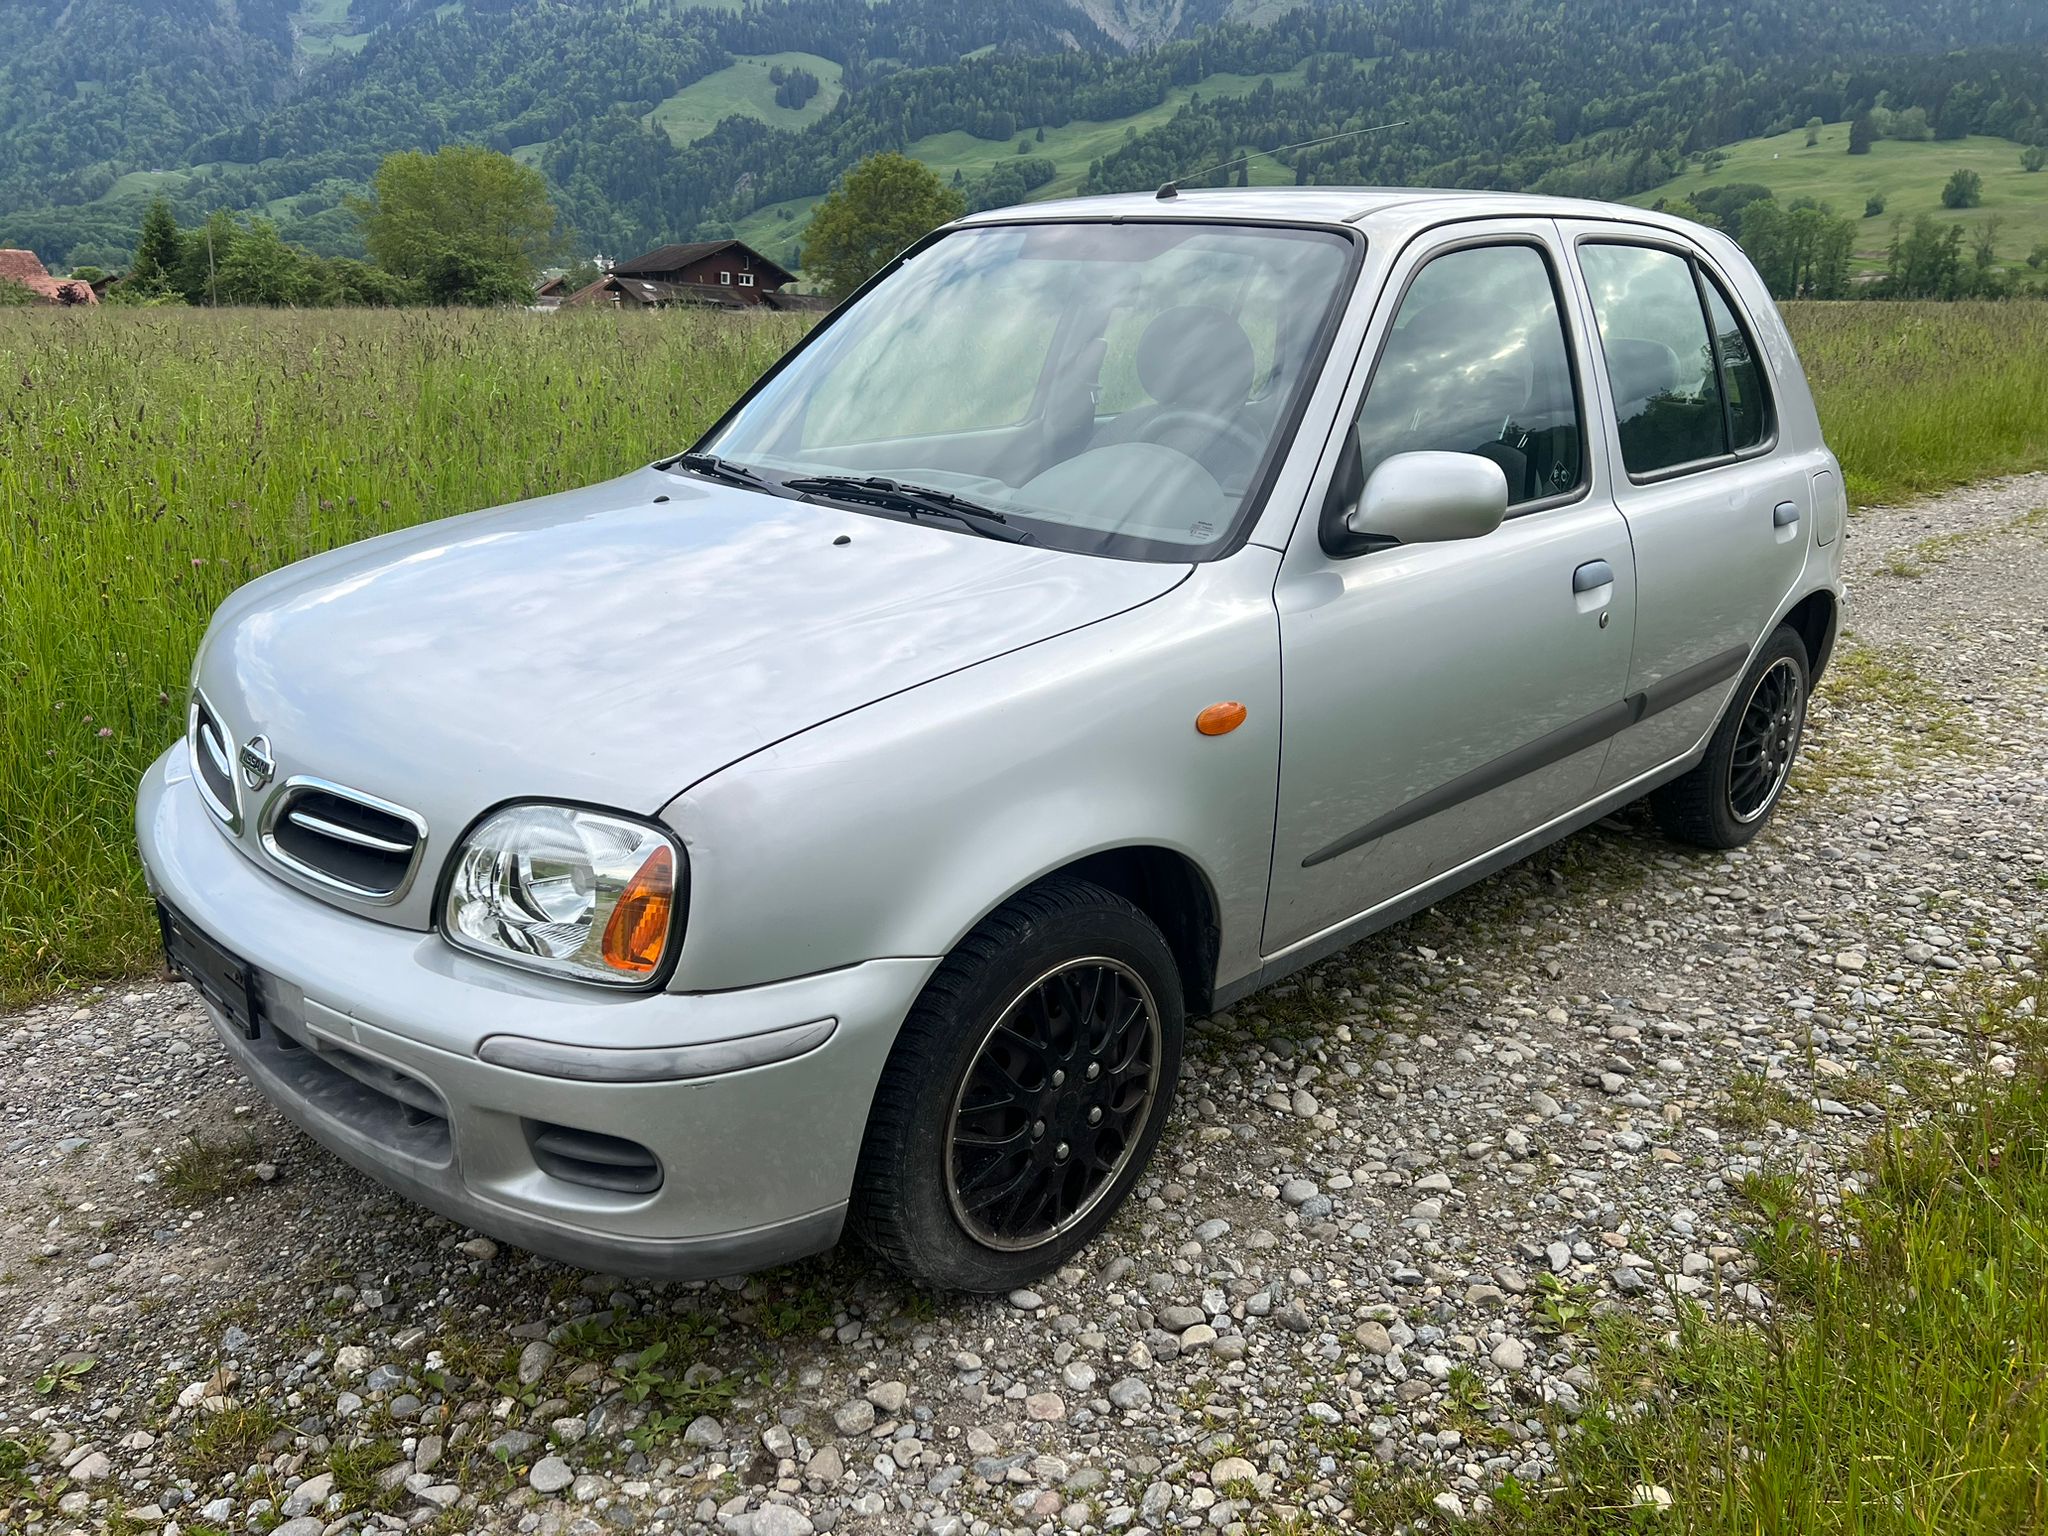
[137,188,1844,1290]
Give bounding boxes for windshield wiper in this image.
[782,474,1034,544]
[666,451,775,490]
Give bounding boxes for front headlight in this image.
[442,804,684,986]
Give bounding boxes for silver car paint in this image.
[137,188,1844,1274]
[188,472,1188,930]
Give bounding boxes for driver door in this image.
[1263,222,1638,956]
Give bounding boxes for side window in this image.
[1353,243,1583,509]
[1703,278,1768,450]
[1578,244,1725,475]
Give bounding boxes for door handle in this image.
[1773,501,1801,528]
[1572,559,1615,593]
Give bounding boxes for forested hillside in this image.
[1,0,2042,269]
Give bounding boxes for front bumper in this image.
[136,747,934,1277]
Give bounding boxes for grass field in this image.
[0,299,2044,998]
[645,50,845,147]
[1783,299,2048,504]
[0,308,807,998]
[1631,126,2048,276]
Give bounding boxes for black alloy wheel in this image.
[1652,623,1812,850]
[852,877,1185,1292]
[1728,655,1805,824]
[945,957,1162,1252]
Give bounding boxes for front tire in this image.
[851,877,1184,1292]
[1652,624,1810,849]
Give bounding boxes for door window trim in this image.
[1319,231,1593,558]
[1570,232,1779,486]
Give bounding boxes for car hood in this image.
[192,467,1189,822]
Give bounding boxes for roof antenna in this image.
[1155,118,1409,200]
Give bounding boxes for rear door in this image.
[1263,221,1638,955]
[1559,228,1815,788]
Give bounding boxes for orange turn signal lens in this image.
[601,844,675,974]
[1196,701,1248,736]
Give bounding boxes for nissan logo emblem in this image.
[239,735,276,791]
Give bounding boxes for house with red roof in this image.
[0,249,99,305]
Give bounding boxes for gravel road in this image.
[5,474,2046,1536]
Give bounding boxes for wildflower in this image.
[97,727,113,738]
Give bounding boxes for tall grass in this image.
[1,300,2044,997]
[0,306,806,998]
[1785,300,2048,506]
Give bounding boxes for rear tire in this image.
[1653,624,1809,849]
[851,877,1184,1292]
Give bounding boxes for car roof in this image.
[955,185,1701,241]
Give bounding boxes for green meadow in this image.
[1632,125,2048,277]
[645,51,846,147]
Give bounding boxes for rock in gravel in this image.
[517,1340,556,1385]
[332,1344,372,1378]
[684,1415,726,1447]
[67,1451,111,1483]
[271,1520,325,1536]
[1211,1456,1257,1488]
[1025,1391,1067,1422]
[1491,1338,1528,1371]
[1356,1321,1393,1355]
[805,1446,844,1484]
[528,1456,574,1494]
[1108,1377,1152,1410]
[866,1379,908,1413]
[832,1398,876,1435]
[282,1472,333,1516]
[727,1506,816,1536]
[1008,1289,1044,1310]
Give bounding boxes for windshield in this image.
[702,220,1358,561]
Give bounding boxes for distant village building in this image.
[0,249,99,305]
[562,240,801,309]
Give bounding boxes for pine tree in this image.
[1847,112,1876,156]
[133,197,180,282]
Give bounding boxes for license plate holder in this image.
[157,900,263,1039]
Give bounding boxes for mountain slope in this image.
[1,0,2042,271]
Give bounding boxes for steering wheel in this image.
[1134,407,1270,486]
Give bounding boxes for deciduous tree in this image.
[801,152,966,300]
[351,145,560,301]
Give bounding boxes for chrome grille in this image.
[188,692,241,831]
[260,778,427,903]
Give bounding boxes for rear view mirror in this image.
[1346,451,1509,547]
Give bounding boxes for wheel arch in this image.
[1782,588,1839,683]
[1035,845,1224,1016]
